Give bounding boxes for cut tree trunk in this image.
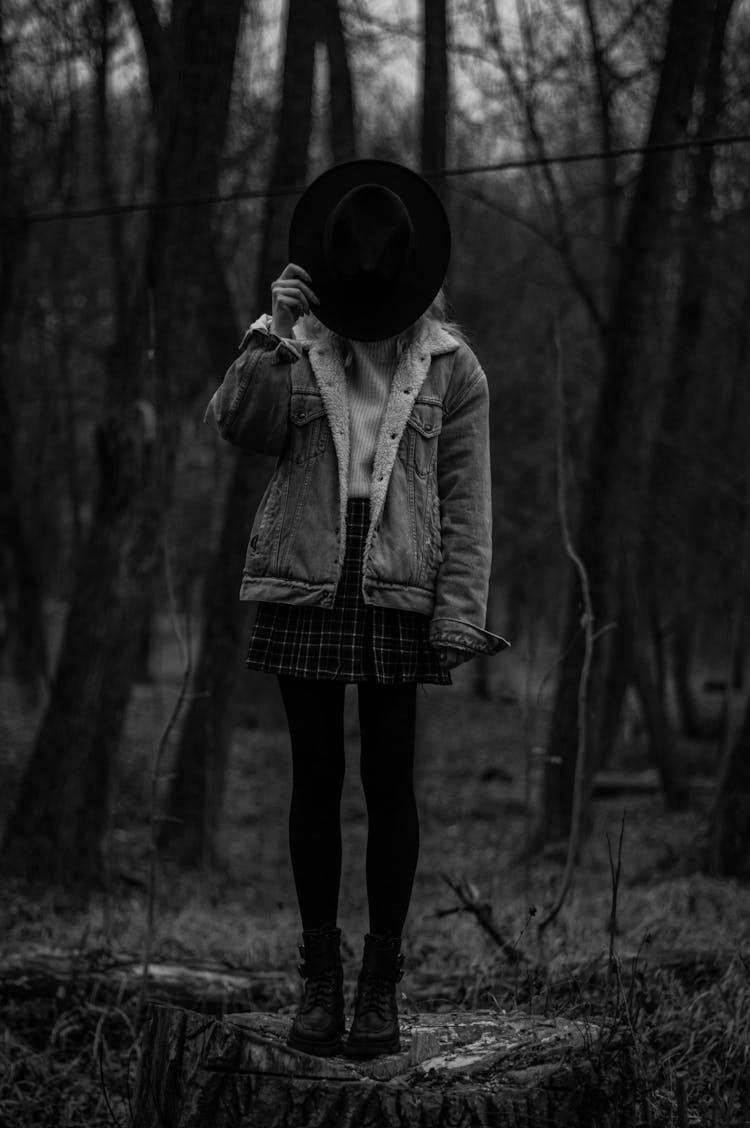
[131,1005,636,1128]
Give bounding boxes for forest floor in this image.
[1,623,749,1127]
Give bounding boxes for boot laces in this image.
[357,974,392,1020]
[302,966,338,1013]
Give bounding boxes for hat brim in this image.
[288,160,451,342]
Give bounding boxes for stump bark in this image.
[131,1005,636,1127]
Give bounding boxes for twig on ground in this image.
[675,1072,688,1128]
[440,874,528,963]
[606,812,627,991]
[98,1040,123,1128]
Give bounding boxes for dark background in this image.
[1,2,749,1124]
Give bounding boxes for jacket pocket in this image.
[403,402,443,477]
[289,391,330,464]
[246,469,287,573]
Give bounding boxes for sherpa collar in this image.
[305,322,460,554]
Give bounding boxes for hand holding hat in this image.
[271,264,320,338]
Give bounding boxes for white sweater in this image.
[346,336,399,498]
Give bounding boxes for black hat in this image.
[288,159,451,342]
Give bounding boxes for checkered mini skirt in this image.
[245,498,451,684]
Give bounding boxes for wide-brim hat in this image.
[288,159,451,342]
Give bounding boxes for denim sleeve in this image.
[204,321,299,456]
[431,365,508,656]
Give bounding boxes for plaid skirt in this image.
[245,498,451,684]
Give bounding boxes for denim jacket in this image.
[205,317,508,657]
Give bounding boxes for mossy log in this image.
[131,1005,636,1127]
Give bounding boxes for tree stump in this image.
[131,1005,636,1127]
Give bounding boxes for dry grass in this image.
[1,643,748,1126]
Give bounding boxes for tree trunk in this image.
[0,21,47,697]
[131,1005,636,1128]
[707,691,750,878]
[0,364,48,696]
[255,0,324,301]
[325,0,357,162]
[671,613,715,738]
[0,0,244,888]
[645,0,735,745]
[420,0,448,180]
[543,0,717,842]
[162,0,325,866]
[624,572,688,809]
[161,450,267,865]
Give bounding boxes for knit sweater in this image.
[346,336,399,498]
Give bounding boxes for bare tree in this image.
[647,0,736,740]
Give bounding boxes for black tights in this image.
[278,677,419,938]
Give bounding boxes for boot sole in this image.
[287,1032,345,1057]
[343,1035,401,1059]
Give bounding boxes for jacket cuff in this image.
[429,617,510,656]
[238,314,302,364]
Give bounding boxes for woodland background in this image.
[1,1,750,1125]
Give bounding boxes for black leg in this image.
[278,676,347,931]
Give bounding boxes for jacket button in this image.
[295,411,306,422]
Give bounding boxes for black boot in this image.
[287,926,346,1056]
[345,933,404,1058]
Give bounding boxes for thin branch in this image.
[135,290,192,1030]
[441,874,528,963]
[606,812,626,995]
[581,0,618,256]
[484,0,606,335]
[538,328,596,932]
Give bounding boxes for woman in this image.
[205,160,507,1059]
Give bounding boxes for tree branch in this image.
[538,328,596,932]
[440,874,528,963]
[581,0,618,259]
[483,0,606,340]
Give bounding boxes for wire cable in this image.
[15,131,750,225]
